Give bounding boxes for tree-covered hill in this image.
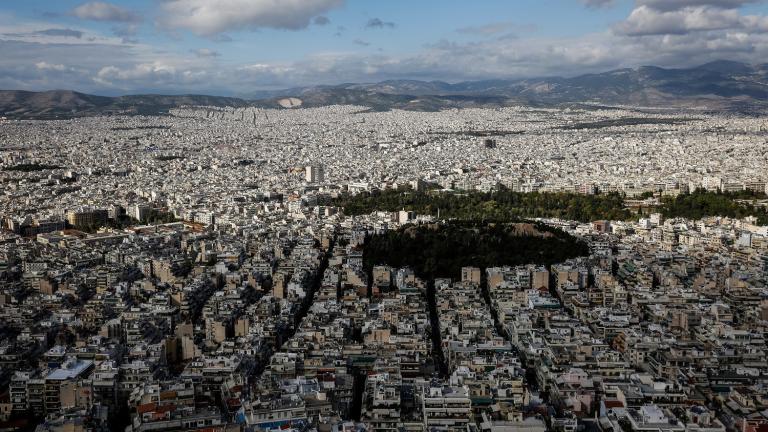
[363,221,589,280]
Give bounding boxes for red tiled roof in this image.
[154,404,176,414]
[137,403,156,414]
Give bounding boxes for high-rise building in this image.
[128,204,151,222]
[65,209,108,229]
[305,164,325,183]
[702,176,723,192]
[193,211,215,226]
[461,267,481,285]
[420,385,472,430]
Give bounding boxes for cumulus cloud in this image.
[616,5,745,35]
[71,2,141,23]
[35,62,70,72]
[4,1,768,95]
[5,27,768,95]
[160,0,344,36]
[0,39,138,92]
[3,30,768,95]
[615,0,768,36]
[365,18,396,29]
[95,63,172,84]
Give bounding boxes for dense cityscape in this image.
[5,0,768,431]
[0,104,767,432]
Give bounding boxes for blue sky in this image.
[1,0,767,95]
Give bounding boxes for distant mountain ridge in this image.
[0,90,249,119]
[256,60,768,108]
[3,61,768,119]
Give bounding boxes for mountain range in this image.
[2,60,768,119]
[0,91,249,120]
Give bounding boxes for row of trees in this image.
[333,186,768,224]
[3,163,63,172]
[659,190,768,224]
[72,210,178,233]
[332,186,633,223]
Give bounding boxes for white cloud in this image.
[94,62,181,88]
[616,5,746,35]
[72,2,141,23]
[35,62,69,72]
[6,27,768,96]
[159,0,344,36]
[612,0,768,37]
[3,2,768,95]
[637,0,762,12]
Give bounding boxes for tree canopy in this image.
[332,186,633,223]
[659,189,768,224]
[363,221,589,280]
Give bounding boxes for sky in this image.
[2,0,768,96]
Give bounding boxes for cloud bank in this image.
[159,0,344,36]
[2,0,768,94]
